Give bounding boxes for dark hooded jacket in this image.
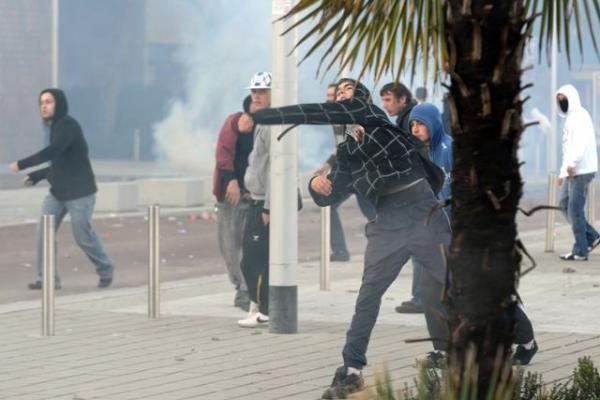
[17,89,97,201]
[251,80,445,205]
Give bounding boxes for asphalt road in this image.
[0,202,370,304]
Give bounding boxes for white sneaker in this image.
[237,312,269,328]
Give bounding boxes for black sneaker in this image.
[513,341,538,365]
[420,351,447,369]
[28,281,61,290]
[559,252,588,261]
[395,300,424,314]
[321,366,364,399]
[588,238,600,253]
[98,278,113,288]
[330,252,351,262]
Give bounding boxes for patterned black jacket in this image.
[251,83,443,206]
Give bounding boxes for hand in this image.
[9,162,19,173]
[23,176,33,187]
[313,163,331,177]
[225,180,240,206]
[557,177,564,186]
[261,212,270,226]
[310,175,333,196]
[238,113,254,132]
[566,166,576,177]
[354,126,365,142]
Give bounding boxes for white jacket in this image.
[557,84,598,178]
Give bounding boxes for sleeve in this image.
[215,113,241,186]
[27,167,50,185]
[18,120,77,170]
[263,129,271,212]
[308,148,354,207]
[251,99,374,127]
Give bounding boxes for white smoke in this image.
[152,0,271,173]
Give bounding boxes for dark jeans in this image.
[331,192,376,256]
[342,184,451,369]
[36,193,114,284]
[240,201,269,315]
[559,173,599,257]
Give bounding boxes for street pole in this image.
[549,0,558,173]
[51,0,59,87]
[269,0,298,334]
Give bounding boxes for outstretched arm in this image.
[251,98,379,127]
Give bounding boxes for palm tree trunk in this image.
[445,0,528,396]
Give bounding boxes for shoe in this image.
[234,290,250,312]
[588,237,600,253]
[321,366,364,399]
[330,252,350,262]
[420,351,448,369]
[559,253,588,261]
[395,300,424,314]
[98,278,113,288]
[28,281,61,290]
[513,341,538,365]
[237,311,269,328]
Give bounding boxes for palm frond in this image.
[283,0,447,84]
[531,0,600,65]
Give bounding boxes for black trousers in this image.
[240,201,270,315]
[342,184,451,369]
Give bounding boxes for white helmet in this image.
[246,72,272,90]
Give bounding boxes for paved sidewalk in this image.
[1,224,600,400]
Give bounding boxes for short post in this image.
[545,174,558,252]
[148,205,160,319]
[133,128,141,162]
[587,180,596,223]
[42,215,55,336]
[320,206,331,290]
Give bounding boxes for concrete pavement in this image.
[1,221,600,399]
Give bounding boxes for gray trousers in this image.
[342,186,450,369]
[217,200,249,292]
[36,193,114,283]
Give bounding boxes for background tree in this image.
[282,0,600,397]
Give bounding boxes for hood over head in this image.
[556,84,582,118]
[337,78,372,102]
[242,95,252,113]
[40,88,69,122]
[408,103,446,150]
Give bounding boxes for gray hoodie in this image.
[244,124,270,209]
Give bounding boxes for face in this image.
[251,89,271,111]
[39,92,56,120]
[380,92,406,116]
[336,81,355,101]
[411,120,430,143]
[326,86,336,102]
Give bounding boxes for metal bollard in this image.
[133,129,141,162]
[545,175,558,252]
[588,180,597,223]
[148,205,160,319]
[42,215,55,336]
[320,206,331,290]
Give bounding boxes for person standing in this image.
[213,95,254,311]
[379,82,425,313]
[9,88,114,289]
[237,72,273,328]
[556,84,600,261]
[244,78,451,398]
